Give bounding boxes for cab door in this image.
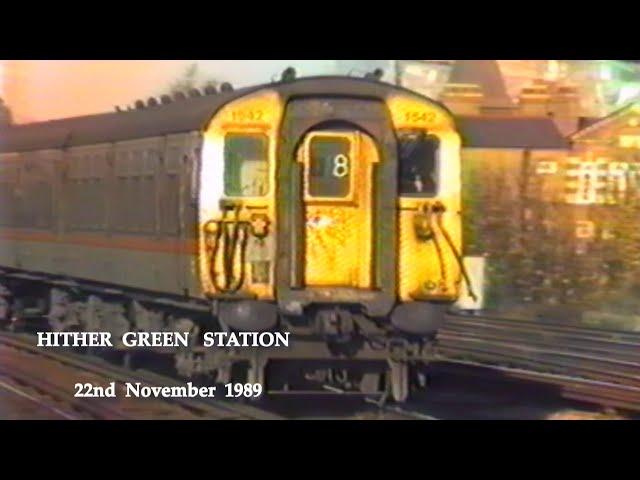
[298,131,378,289]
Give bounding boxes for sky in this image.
[4,60,639,123]
[0,60,338,122]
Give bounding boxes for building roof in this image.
[448,60,514,108]
[569,101,640,140]
[577,117,602,130]
[458,116,570,149]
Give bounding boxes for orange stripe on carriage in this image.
[0,229,198,255]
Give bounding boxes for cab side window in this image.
[224,133,269,197]
[398,131,439,197]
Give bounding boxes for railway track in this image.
[3,313,638,419]
[0,326,437,420]
[0,373,83,419]
[437,313,640,413]
[0,332,282,420]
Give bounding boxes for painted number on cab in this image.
[230,110,264,122]
[404,111,437,125]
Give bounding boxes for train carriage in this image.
[0,74,471,401]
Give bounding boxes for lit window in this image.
[536,161,558,175]
[566,159,633,205]
[575,221,595,240]
[619,135,640,148]
[605,162,628,204]
[565,161,602,205]
[224,133,269,197]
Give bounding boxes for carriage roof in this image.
[0,77,453,154]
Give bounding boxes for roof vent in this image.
[203,84,218,95]
[281,67,297,82]
[160,95,172,105]
[147,97,159,107]
[220,82,234,93]
[134,100,145,110]
[173,91,187,101]
[189,88,202,98]
[365,68,385,81]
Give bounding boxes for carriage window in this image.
[398,131,439,197]
[224,133,269,197]
[308,136,351,198]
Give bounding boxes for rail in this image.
[0,332,282,420]
[437,314,640,412]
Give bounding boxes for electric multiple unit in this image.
[0,75,472,401]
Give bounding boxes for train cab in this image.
[196,76,470,399]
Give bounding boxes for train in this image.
[0,70,473,402]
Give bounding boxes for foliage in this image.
[166,63,219,96]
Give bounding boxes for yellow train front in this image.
[196,76,467,401]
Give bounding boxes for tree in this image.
[165,63,220,96]
[0,97,13,126]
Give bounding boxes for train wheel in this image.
[247,356,267,401]
[247,359,266,386]
[388,361,409,403]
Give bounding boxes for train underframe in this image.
[0,268,445,403]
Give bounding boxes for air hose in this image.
[432,202,478,303]
[423,204,447,291]
[204,206,250,294]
